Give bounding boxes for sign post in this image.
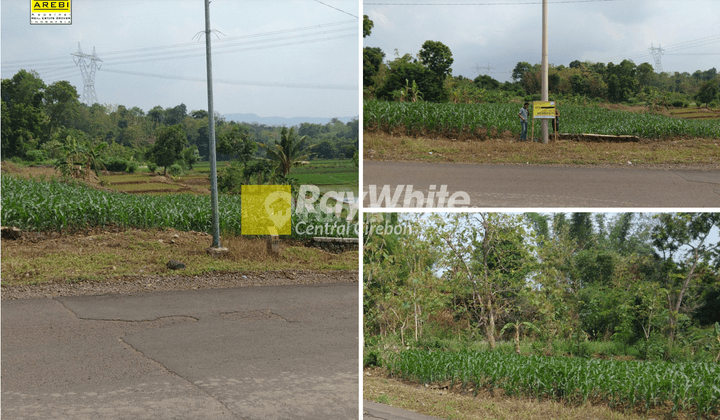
[531,101,556,142]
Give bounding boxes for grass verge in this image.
[364,367,652,420]
[1,228,357,285]
[364,132,720,168]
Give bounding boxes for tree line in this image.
[363,15,720,108]
[1,69,358,173]
[364,212,720,362]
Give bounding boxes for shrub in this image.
[168,163,183,177]
[103,157,128,172]
[25,149,48,163]
[147,162,157,173]
[126,160,138,173]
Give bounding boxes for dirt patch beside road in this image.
[364,132,720,169]
[2,269,358,300]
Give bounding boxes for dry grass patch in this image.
[364,132,720,168]
[1,228,357,285]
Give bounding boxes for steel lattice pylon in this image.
[71,43,102,105]
[648,43,665,73]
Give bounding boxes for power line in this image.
[2,20,356,68]
[100,68,356,90]
[313,0,358,18]
[100,32,356,68]
[365,0,625,4]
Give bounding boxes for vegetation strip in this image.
[1,175,356,239]
[364,100,720,140]
[387,349,719,417]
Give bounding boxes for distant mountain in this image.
[223,113,357,126]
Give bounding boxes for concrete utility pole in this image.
[204,0,223,252]
[540,0,549,144]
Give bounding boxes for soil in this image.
[1,269,358,300]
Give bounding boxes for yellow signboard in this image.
[532,101,556,119]
[31,1,71,25]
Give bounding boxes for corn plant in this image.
[364,100,720,139]
[387,349,719,418]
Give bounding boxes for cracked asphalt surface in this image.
[363,161,720,207]
[363,401,443,420]
[1,282,358,419]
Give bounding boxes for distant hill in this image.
[223,113,357,126]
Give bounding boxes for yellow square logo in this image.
[241,185,292,235]
[31,1,72,25]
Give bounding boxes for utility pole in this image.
[540,0,549,144]
[203,0,225,253]
[71,43,102,106]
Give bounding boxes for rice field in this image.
[364,100,720,139]
[387,349,720,418]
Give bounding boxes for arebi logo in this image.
[241,185,359,236]
[364,185,470,208]
[31,0,72,25]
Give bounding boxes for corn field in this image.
[364,100,720,139]
[387,349,720,418]
[1,175,355,238]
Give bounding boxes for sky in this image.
[2,0,360,118]
[363,0,720,83]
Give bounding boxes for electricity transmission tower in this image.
[71,43,102,105]
[648,43,665,73]
[473,62,495,76]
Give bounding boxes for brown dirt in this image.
[1,269,358,300]
[364,132,720,169]
[1,227,358,297]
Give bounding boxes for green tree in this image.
[695,80,718,105]
[363,47,386,88]
[1,69,47,159]
[181,146,200,170]
[149,125,187,174]
[418,40,454,83]
[435,213,535,349]
[512,61,532,83]
[43,80,81,138]
[261,126,312,177]
[363,15,374,38]
[651,213,720,344]
[217,124,257,165]
[606,60,638,102]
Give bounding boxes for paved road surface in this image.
[363,161,720,207]
[2,283,358,420]
[364,401,443,419]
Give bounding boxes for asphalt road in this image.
[1,283,358,420]
[364,401,442,420]
[363,161,720,208]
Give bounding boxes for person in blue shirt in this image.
[518,102,529,140]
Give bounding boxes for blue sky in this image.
[2,0,360,118]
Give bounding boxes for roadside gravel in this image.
[1,270,358,300]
